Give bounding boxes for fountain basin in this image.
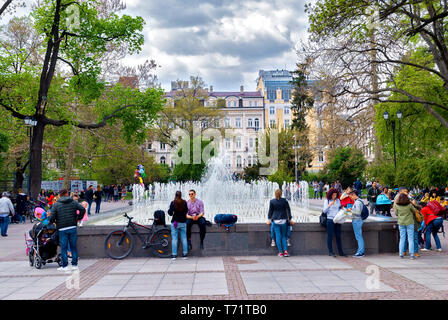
[77,220,399,258]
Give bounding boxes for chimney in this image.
[210,85,213,92]
[240,85,244,94]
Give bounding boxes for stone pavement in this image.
[1,219,448,300]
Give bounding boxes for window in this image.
[269,107,275,115]
[254,118,260,129]
[235,117,241,128]
[233,101,237,107]
[160,156,166,164]
[284,106,290,115]
[248,118,253,128]
[247,155,252,167]
[225,139,231,149]
[284,119,290,129]
[235,137,242,149]
[270,120,276,128]
[282,89,291,101]
[226,157,231,168]
[147,143,152,151]
[227,101,231,108]
[254,101,258,107]
[236,155,242,168]
[318,151,324,162]
[249,138,254,149]
[249,101,252,107]
[160,142,166,150]
[225,117,231,128]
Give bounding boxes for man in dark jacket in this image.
[367,181,381,216]
[85,185,94,216]
[49,189,86,271]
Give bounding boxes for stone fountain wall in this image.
[77,221,399,258]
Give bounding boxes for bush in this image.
[323,147,367,189]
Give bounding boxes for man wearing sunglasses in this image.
[186,189,206,250]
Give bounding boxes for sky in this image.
[121,0,312,92]
[2,0,313,93]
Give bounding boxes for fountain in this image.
[88,151,318,226]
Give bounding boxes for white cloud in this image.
[122,0,311,92]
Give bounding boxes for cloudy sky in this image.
[121,0,312,92]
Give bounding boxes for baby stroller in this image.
[26,208,62,269]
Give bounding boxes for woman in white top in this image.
[323,188,345,257]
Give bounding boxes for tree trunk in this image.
[13,160,28,193]
[370,31,382,163]
[63,127,77,189]
[30,121,45,199]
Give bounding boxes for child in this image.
[78,201,88,227]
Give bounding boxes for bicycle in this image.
[26,201,36,223]
[104,212,171,259]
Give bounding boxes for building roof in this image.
[164,90,262,99]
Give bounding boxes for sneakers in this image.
[182,254,188,260]
[71,265,79,271]
[421,248,430,252]
[437,248,442,252]
[410,256,415,260]
[278,252,284,257]
[57,266,70,272]
[399,255,404,259]
[415,253,420,257]
[283,251,290,257]
[353,253,365,258]
[403,251,407,256]
[271,239,275,247]
[171,255,177,260]
[287,239,291,247]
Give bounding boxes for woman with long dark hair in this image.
[323,188,345,257]
[168,191,189,260]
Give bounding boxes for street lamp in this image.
[24,116,37,196]
[382,110,402,172]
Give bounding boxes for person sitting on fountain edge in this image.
[186,190,207,250]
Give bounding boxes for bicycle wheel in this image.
[105,230,134,260]
[150,228,171,258]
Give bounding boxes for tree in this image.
[323,146,367,189]
[290,62,314,131]
[171,138,214,182]
[0,1,164,198]
[306,0,448,129]
[151,76,224,148]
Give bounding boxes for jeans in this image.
[270,223,291,240]
[352,219,364,255]
[87,200,93,215]
[399,224,414,257]
[326,219,344,255]
[369,201,376,215]
[319,191,323,199]
[425,218,443,250]
[404,228,419,254]
[171,222,188,256]
[95,200,101,213]
[0,216,10,236]
[273,222,288,253]
[59,228,78,267]
[186,217,207,242]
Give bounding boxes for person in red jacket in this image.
[46,191,55,207]
[340,186,355,208]
[421,205,443,251]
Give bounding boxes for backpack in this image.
[426,200,446,216]
[319,211,327,227]
[214,214,238,231]
[414,210,424,223]
[358,199,369,220]
[153,210,166,226]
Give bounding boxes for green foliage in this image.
[302,170,328,184]
[323,147,367,188]
[267,165,294,187]
[171,138,214,182]
[290,63,314,131]
[0,131,9,168]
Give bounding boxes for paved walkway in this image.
[1,218,448,300]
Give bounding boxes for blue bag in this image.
[214,214,238,231]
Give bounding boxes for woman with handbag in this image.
[323,188,345,257]
[168,191,189,260]
[267,189,292,257]
[394,193,417,259]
